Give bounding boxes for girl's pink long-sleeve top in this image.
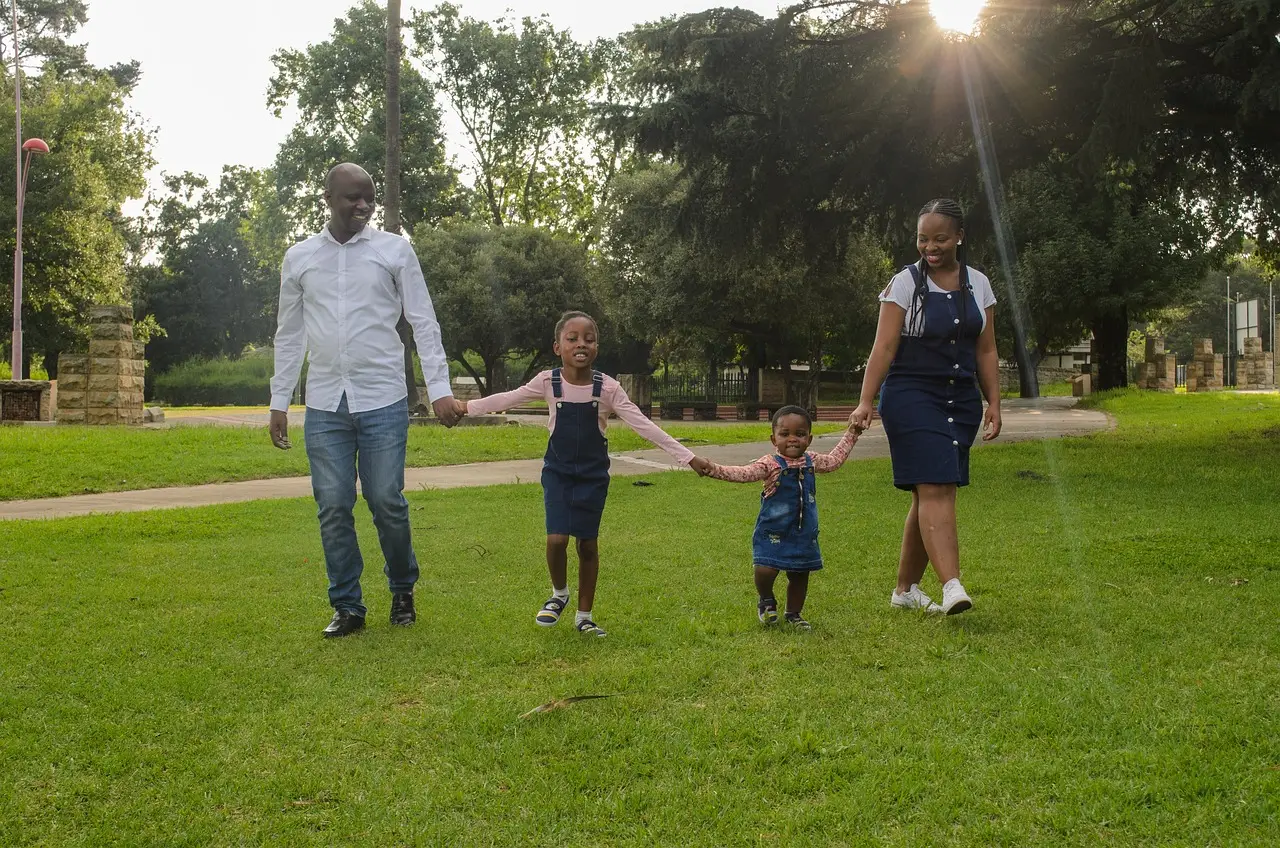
[465,371,696,465]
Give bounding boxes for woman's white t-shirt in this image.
[878,265,997,337]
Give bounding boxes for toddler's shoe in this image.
[758,597,779,625]
[784,612,812,632]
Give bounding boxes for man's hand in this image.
[433,396,462,427]
[269,410,292,450]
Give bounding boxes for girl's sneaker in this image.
[891,584,944,614]
[941,579,973,615]
[576,619,607,637]
[536,594,569,626]
[757,597,779,625]
[784,612,812,632]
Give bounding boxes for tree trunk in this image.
[1009,320,1039,399]
[43,349,59,379]
[1091,304,1130,391]
[457,355,487,396]
[386,0,420,410]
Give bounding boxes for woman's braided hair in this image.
[910,198,971,336]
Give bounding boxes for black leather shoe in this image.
[390,592,416,626]
[322,610,366,639]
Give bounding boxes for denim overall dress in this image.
[751,454,822,571]
[878,264,985,491]
[541,368,611,539]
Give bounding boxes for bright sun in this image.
[929,0,987,36]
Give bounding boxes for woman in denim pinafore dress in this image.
[851,199,1002,616]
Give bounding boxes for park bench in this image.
[659,400,719,421]
[735,401,787,421]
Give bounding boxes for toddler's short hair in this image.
[771,405,813,430]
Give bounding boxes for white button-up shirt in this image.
[270,225,453,413]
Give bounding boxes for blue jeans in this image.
[304,395,418,616]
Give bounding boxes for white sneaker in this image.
[941,579,973,615]
[891,584,943,614]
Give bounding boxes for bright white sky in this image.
[78,0,782,201]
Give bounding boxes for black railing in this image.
[652,372,752,403]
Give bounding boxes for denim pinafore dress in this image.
[751,454,822,571]
[878,264,985,491]
[541,368,611,539]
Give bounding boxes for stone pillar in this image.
[57,305,146,424]
[1187,339,1223,392]
[616,374,652,418]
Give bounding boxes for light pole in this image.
[10,136,47,378]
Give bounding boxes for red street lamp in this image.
[10,136,49,378]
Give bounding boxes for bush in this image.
[152,350,288,407]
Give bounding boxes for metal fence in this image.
[652,372,753,403]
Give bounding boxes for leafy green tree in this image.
[410,3,624,238]
[412,218,599,394]
[267,0,461,235]
[600,163,887,405]
[0,71,152,376]
[138,168,288,374]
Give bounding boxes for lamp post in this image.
[10,136,48,378]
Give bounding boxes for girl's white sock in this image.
[575,609,592,625]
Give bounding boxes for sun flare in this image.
[928,0,987,36]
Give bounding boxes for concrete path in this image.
[0,397,1109,521]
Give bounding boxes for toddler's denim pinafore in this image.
[751,454,822,571]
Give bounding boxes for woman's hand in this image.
[850,402,875,433]
[688,456,715,477]
[982,404,1002,441]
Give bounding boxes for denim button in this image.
[953,364,959,370]
[952,440,959,446]
[954,318,960,324]
[950,340,956,345]
[947,294,953,299]
[949,380,954,385]
[948,399,954,404]
[948,417,954,423]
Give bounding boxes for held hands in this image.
[688,456,715,477]
[982,404,1002,441]
[432,396,466,428]
[269,410,292,450]
[849,402,875,433]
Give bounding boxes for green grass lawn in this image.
[0,421,843,501]
[1,391,1277,844]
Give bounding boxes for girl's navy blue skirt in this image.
[879,375,982,491]
[541,466,610,539]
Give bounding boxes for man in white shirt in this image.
[269,163,462,638]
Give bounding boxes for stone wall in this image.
[0,380,53,421]
[57,305,146,425]
[998,365,1079,392]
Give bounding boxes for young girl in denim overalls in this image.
[695,407,860,630]
[465,311,703,636]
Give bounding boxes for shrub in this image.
[152,350,287,407]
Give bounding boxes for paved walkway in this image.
[0,398,1109,521]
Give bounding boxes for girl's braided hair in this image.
[908,198,971,335]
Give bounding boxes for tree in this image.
[617,1,1280,392]
[413,218,599,394]
[600,163,887,406]
[410,4,623,238]
[0,71,152,376]
[137,168,288,374]
[267,0,460,236]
